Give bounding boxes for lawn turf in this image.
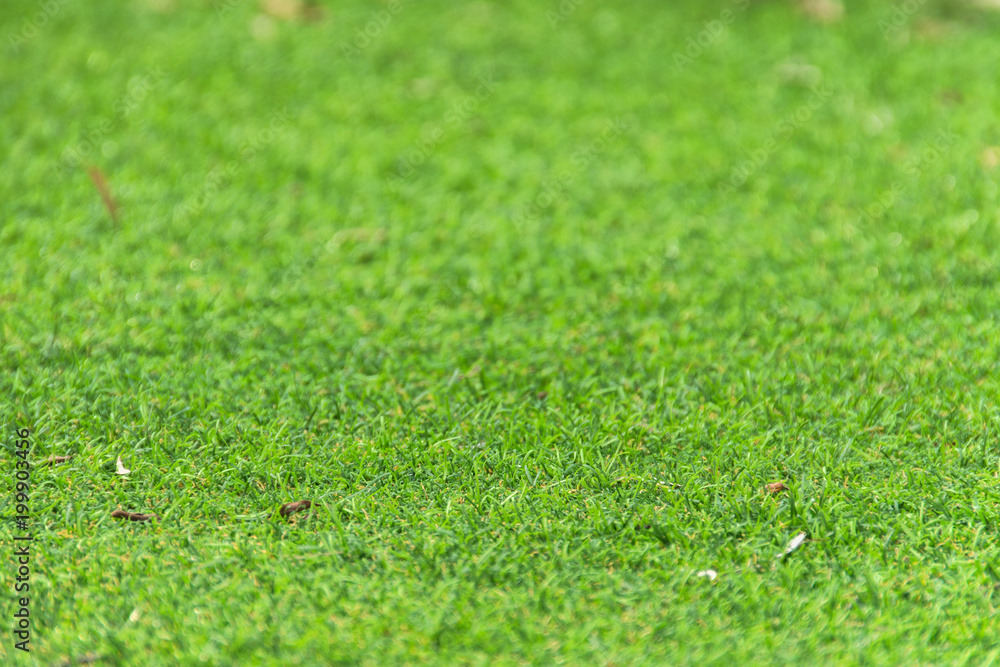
[3,0,1000,664]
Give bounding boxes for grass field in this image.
[3,0,1000,664]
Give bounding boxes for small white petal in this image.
[778,532,807,559]
[116,456,131,475]
[696,569,718,581]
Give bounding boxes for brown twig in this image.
[52,653,106,667]
[279,500,312,518]
[110,510,157,522]
[87,166,120,225]
[38,455,74,466]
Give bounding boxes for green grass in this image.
[3,0,1000,664]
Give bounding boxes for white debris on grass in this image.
[116,456,130,475]
[777,532,807,560]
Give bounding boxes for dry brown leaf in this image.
[279,500,312,518]
[765,482,789,494]
[800,0,844,23]
[914,18,951,41]
[87,166,120,225]
[938,89,963,106]
[52,652,106,667]
[39,455,73,466]
[111,510,158,522]
[141,0,176,13]
[980,146,1000,171]
[260,0,324,21]
[261,0,302,20]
